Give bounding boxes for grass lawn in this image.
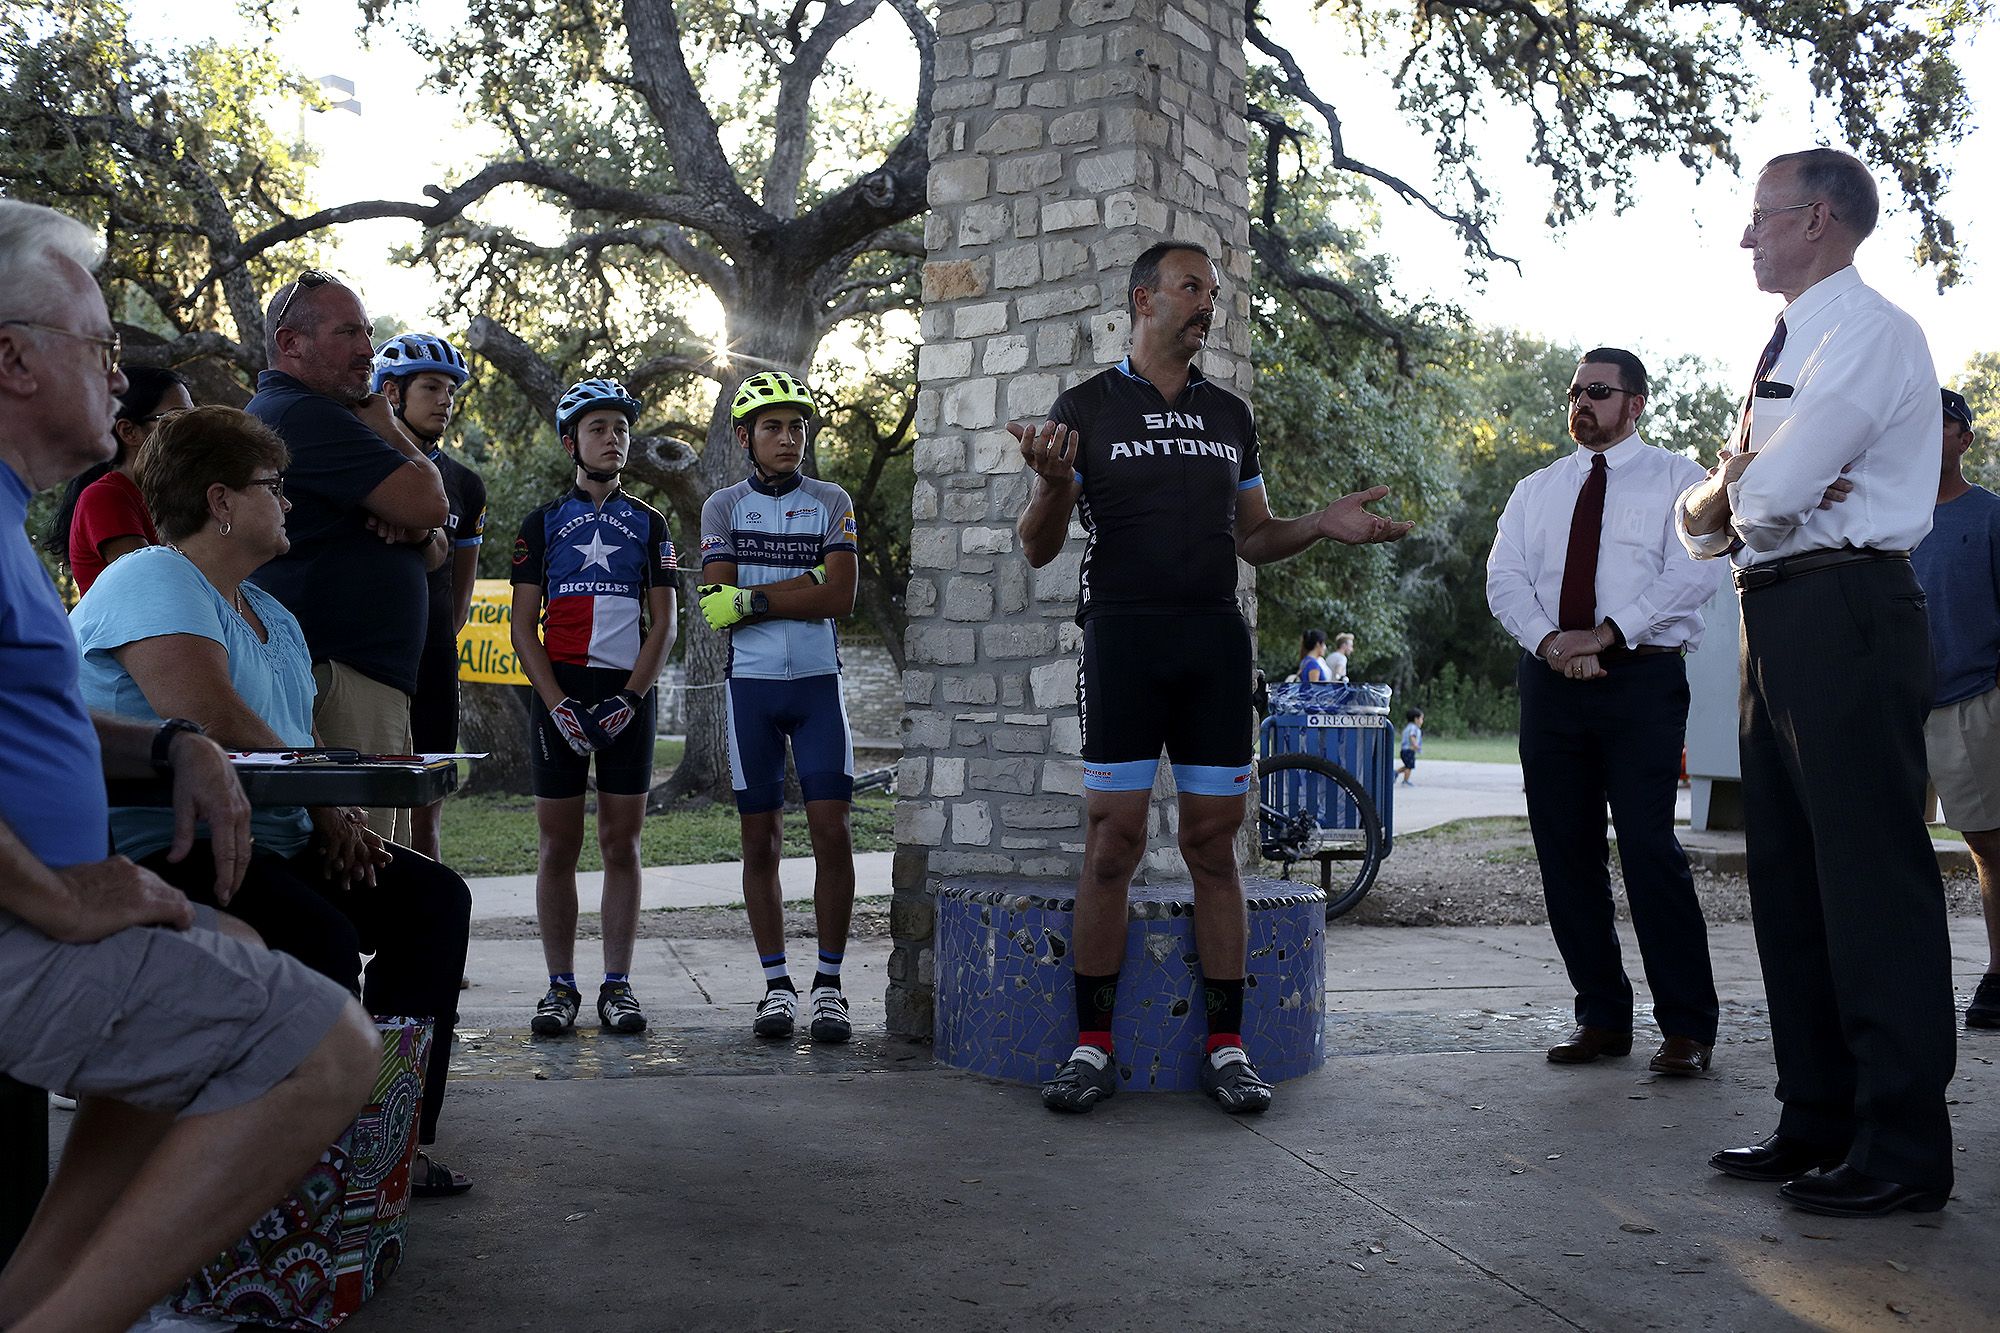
[438,735,894,878]
[1418,734,1520,764]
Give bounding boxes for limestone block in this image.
[923,257,990,301]
[896,800,947,846]
[996,0,1023,20]
[906,576,938,616]
[1042,759,1086,794]
[994,152,1063,194]
[931,852,1014,876]
[1001,673,1026,707]
[916,341,974,380]
[992,727,1047,754]
[1005,712,1050,726]
[1050,108,1099,144]
[911,624,977,665]
[936,3,996,36]
[1016,284,1098,321]
[943,377,998,429]
[1006,373,1062,418]
[920,307,950,340]
[974,113,1044,155]
[927,159,991,206]
[1003,798,1082,829]
[1032,549,1082,600]
[994,84,1024,109]
[983,333,1031,374]
[943,577,996,622]
[992,471,1034,518]
[1018,857,1073,877]
[1059,622,1084,651]
[941,674,998,705]
[1034,321,1080,366]
[972,51,1001,78]
[1074,68,1142,101]
[932,756,968,796]
[1030,659,1079,707]
[970,25,1023,50]
[896,756,928,796]
[1184,116,1224,167]
[957,202,1011,247]
[901,708,951,749]
[911,479,938,521]
[1050,715,1084,754]
[889,891,934,941]
[1162,6,1211,51]
[1075,149,1142,193]
[961,526,1015,555]
[953,302,1010,338]
[1179,154,1218,190]
[984,622,1058,659]
[1008,42,1048,77]
[972,430,1026,474]
[1041,237,1090,280]
[1069,0,1134,25]
[1026,79,1069,109]
[941,488,989,522]
[925,211,953,252]
[1093,230,1146,273]
[913,434,965,473]
[1091,308,1131,363]
[903,670,936,704]
[1040,199,1099,232]
[935,41,972,80]
[1000,561,1029,614]
[1002,836,1051,850]
[1217,29,1248,76]
[1171,211,1222,254]
[928,117,954,162]
[1056,33,1103,69]
[994,244,1041,289]
[969,757,1038,793]
[909,527,955,570]
[1028,0,1062,31]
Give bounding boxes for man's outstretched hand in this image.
[1009,419,1079,486]
[1315,486,1415,546]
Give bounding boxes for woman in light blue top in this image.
[71,405,474,1197]
[1298,628,1333,683]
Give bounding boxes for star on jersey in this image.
[572,530,622,572]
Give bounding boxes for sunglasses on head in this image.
[269,269,339,333]
[1567,382,1634,403]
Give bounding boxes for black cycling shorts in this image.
[410,636,460,754]
[529,661,657,799]
[1078,612,1254,797]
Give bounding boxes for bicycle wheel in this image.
[1257,751,1384,920]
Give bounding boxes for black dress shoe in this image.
[1779,1165,1948,1218]
[1648,1035,1712,1076]
[1709,1133,1847,1183]
[1546,1025,1633,1064]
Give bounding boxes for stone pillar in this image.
[886,0,1255,1037]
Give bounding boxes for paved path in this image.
[339,917,1996,1333]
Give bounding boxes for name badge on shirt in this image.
[1747,386,1796,453]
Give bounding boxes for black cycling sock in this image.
[766,976,798,994]
[1075,971,1119,1051]
[811,972,841,992]
[1204,976,1246,1052]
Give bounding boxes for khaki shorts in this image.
[0,905,351,1117]
[1924,686,2000,832]
[312,659,414,845]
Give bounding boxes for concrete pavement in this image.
[345,915,1999,1333]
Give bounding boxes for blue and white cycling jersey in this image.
[699,472,858,680]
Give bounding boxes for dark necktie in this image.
[1737,317,1788,449]
[1558,452,1608,631]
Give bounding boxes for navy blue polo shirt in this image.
[1911,483,2000,707]
[0,460,107,869]
[246,370,429,695]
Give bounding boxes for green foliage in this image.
[1952,351,2000,493]
[1401,661,1519,737]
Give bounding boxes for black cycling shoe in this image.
[1199,1046,1273,1114]
[1041,1047,1117,1113]
[1967,973,2000,1029]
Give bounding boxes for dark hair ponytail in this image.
[43,365,190,564]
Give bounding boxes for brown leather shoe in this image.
[1648,1036,1713,1076]
[1546,1025,1633,1064]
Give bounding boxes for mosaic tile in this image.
[933,877,1326,1091]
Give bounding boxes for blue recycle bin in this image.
[1259,682,1396,853]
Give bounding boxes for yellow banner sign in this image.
[459,578,532,685]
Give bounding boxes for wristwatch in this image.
[152,718,206,774]
[750,590,770,615]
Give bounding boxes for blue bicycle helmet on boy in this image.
[556,378,642,440]
[370,333,469,391]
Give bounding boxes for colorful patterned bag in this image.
[171,1018,431,1330]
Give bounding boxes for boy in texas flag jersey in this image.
[511,378,678,1038]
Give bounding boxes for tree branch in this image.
[763,0,882,219]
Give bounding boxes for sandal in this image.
[411,1153,473,1198]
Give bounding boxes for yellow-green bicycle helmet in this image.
[729,370,816,422]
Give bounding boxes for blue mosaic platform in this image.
[933,877,1326,1091]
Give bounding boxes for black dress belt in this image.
[1733,546,1909,593]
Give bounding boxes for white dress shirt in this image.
[1678,266,1942,563]
[1488,431,1725,654]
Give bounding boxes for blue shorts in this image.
[726,674,855,815]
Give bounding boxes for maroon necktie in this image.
[1558,453,1608,631]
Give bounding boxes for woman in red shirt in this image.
[44,366,191,594]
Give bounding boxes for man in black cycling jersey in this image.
[1013,241,1412,1114]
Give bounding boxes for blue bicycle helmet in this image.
[371,333,469,391]
[557,378,642,440]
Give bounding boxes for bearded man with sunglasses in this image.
[247,273,450,844]
[1487,348,1727,1077]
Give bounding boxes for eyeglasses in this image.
[0,320,122,373]
[1567,383,1635,402]
[268,269,339,333]
[243,476,286,499]
[1748,201,1818,231]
